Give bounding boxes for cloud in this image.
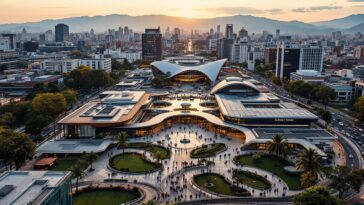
[348,0,364,2]
[40,6,69,9]
[292,6,342,13]
[198,7,283,15]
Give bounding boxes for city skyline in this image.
[1,0,364,24]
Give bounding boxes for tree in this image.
[314,86,337,109]
[25,114,49,135]
[61,89,78,106]
[267,134,287,159]
[82,152,98,171]
[296,148,323,187]
[69,164,84,193]
[32,93,67,118]
[293,186,345,205]
[354,96,364,121]
[0,129,36,170]
[321,111,332,125]
[0,112,16,128]
[64,66,114,90]
[153,151,164,163]
[116,131,129,152]
[330,166,364,198]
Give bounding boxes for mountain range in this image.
[0,14,363,35]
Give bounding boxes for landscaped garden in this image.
[232,170,272,190]
[193,173,250,196]
[123,142,171,159]
[49,158,79,171]
[234,154,301,190]
[109,152,161,173]
[73,188,141,205]
[190,143,226,158]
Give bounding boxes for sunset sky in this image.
[1,0,364,24]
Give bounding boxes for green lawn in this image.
[73,189,139,205]
[49,159,79,171]
[110,153,160,173]
[190,143,226,158]
[234,155,301,190]
[124,143,170,159]
[194,173,236,196]
[233,170,271,190]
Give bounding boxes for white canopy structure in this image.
[151,58,227,82]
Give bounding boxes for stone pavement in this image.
[81,124,302,204]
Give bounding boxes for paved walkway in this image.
[81,124,302,204]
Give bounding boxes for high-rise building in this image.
[1,34,16,50]
[225,24,234,39]
[299,45,324,72]
[55,24,69,42]
[276,43,301,80]
[217,25,221,33]
[217,38,234,60]
[238,27,248,39]
[276,29,280,39]
[142,27,162,61]
[264,47,277,66]
[354,46,364,62]
[230,39,249,64]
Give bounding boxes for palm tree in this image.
[267,134,287,159]
[82,151,99,171]
[69,164,84,193]
[296,148,323,187]
[116,131,129,152]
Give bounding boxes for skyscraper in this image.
[276,43,301,80]
[55,24,69,42]
[142,27,162,61]
[238,27,248,39]
[225,24,234,39]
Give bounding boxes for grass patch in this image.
[124,143,170,159]
[110,152,160,173]
[193,173,250,196]
[233,170,271,190]
[49,159,79,171]
[234,155,301,190]
[190,143,226,158]
[73,189,139,205]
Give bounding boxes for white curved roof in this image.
[151,59,227,81]
[211,78,261,94]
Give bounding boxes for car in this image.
[358,141,363,145]
[349,154,354,159]
[339,122,344,126]
[361,152,364,156]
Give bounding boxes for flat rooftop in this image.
[37,139,113,155]
[253,128,336,140]
[215,94,317,119]
[58,90,149,126]
[0,171,70,205]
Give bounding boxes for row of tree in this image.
[284,80,337,107]
[268,134,364,198]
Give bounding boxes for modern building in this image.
[264,47,277,66]
[55,24,69,43]
[211,77,318,126]
[0,34,16,51]
[142,28,162,61]
[225,24,234,39]
[0,171,72,205]
[275,43,301,80]
[290,70,325,84]
[39,42,76,53]
[299,45,324,72]
[323,82,353,104]
[230,39,249,64]
[151,56,227,83]
[40,55,112,73]
[217,38,234,60]
[104,49,142,63]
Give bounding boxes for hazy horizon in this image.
[1,0,364,24]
